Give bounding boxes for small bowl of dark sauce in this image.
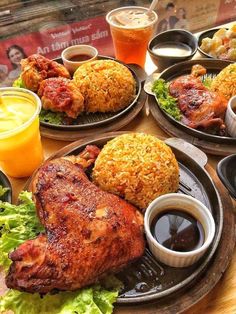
[61,45,98,74]
[144,193,215,267]
[148,29,198,72]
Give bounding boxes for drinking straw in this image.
[147,0,159,14]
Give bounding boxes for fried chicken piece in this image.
[6,145,145,293]
[38,77,84,118]
[21,54,70,92]
[169,65,227,134]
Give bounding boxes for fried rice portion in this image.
[73,60,136,112]
[92,133,179,210]
[211,63,236,100]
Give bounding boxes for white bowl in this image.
[144,193,215,268]
[225,95,236,137]
[61,45,98,74]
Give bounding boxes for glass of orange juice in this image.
[0,87,44,178]
[106,6,158,68]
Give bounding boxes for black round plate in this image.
[151,58,236,144]
[0,170,12,203]
[39,132,222,304]
[198,27,231,60]
[40,56,141,131]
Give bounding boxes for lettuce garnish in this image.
[40,108,64,125]
[0,191,119,314]
[12,76,25,88]
[0,186,9,199]
[152,79,182,121]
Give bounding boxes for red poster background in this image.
[216,0,236,24]
[0,16,114,75]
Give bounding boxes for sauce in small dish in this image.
[152,42,192,57]
[151,209,204,252]
[68,54,93,62]
[144,193,215,267]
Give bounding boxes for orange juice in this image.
[106,7,158,68]
[0,88,44,178]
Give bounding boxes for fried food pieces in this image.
[21,54,70,92]
[6,146,145,293]
[38,77,84,118]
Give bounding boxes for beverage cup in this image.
[106,6,158,68]
[0,87,44,178]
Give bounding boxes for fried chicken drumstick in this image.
[6,146,145,293]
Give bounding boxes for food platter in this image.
[146,59,236,155]
[24,131,235,313]
[40,56,142,131]
[37,56,146,140]
[0,170,12,203]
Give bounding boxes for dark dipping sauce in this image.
[151,209,204,252]
[69,54,93,62]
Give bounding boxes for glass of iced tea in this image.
[106,6,158,68]
[0,88,44,178]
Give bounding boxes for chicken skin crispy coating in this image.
[21,54,70,92]
[38,77,84,119]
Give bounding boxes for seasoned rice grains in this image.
[92,133,179,210]
[73,60,136,113]
[211,63,236,100]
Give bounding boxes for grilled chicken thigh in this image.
[6,146,145,293]
[169,65,227,134]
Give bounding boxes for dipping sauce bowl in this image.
[225,95,236,137]
[144,193,215,267]
[61,45,98,74]
[148,29,198,72]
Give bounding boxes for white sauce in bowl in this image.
[152,42,192,57]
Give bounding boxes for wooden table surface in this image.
[3,25,236,313]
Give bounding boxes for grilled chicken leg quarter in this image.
[6,146,145,293]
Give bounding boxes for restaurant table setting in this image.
[0,2,236,312]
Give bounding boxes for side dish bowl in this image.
[217,154,236,199]
[61,45,98,74]
[144,193,215,267]
[148,29,198,72]
[225,95,236,137]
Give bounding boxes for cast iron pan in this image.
[26,132,223,304]
[0,170,12,203]
[40,56,142,130]
[147,59,236,144]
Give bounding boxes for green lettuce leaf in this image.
[0,191,44,269]
[12,75,25,88]
[152,78,182,121]
[0,286,118,314]
[39,108,64,125]
[0,192,119,314]
[0,186,9,198]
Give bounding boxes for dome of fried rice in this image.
[73,60,136,112]
[92,133,179,210]
[211,63,236,100]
